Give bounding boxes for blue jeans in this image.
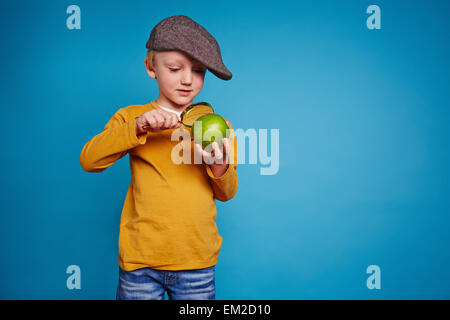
[116,265,216,300]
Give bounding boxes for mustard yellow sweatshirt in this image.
[79,100,238,271]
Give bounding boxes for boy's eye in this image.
[168,67,205,73]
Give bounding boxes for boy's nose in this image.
[181,70,193,85]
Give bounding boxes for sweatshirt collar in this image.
[150,101,183,117]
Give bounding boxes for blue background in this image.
[0,0,449,299]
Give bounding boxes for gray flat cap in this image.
[146,15,232,80]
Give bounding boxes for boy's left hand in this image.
[194,138,231,177]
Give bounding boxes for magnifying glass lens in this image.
[181,103,214,127]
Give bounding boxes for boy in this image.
[79,15,238,300]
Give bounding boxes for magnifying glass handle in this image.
[141,123,184,130]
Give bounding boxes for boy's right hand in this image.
[135,109,182,135]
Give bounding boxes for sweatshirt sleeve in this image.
[79,108,148,173]
[205,119,239,202]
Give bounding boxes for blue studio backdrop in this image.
[0,0,449,299]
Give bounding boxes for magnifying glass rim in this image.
[142,102,214,131]
[180,101,214,128]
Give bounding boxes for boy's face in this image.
[145,50,207,108]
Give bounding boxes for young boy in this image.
[79,15,238,300]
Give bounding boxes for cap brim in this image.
[208,67,232,80]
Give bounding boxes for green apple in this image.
[192,114,230,149]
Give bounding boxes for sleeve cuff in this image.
[128,117,148,145]
[205,163,234,181]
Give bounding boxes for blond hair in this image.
[146,49,157,69]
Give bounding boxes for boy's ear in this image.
[144,56,157,79]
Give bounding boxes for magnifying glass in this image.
[142,102,214,130]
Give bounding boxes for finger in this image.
[168,114,176,127]
[203,153,214,165]
[203,142,213,154]
[163,112,174,128]
[194,143,202,153]
[171,114,180,128]
[151,113,165,129]
[194,143,204,164]
[154,109,170,127]
[195,143,211,164]
[212,142,223,164]
[202,146,215,165]
[222,138,230,164]
[167,113,177,128]
[144,113,157,129]
[223,138,230,154]
[160,112,172,128]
